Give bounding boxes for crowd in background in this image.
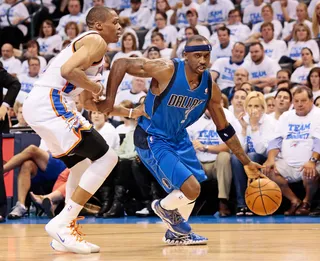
[2,0,320,219]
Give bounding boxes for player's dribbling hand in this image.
[244,161,267,185]
[0,105,8,121]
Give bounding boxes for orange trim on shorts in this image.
[49,89,92,158]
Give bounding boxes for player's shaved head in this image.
[86,6,114,28]
[186,35,209,46]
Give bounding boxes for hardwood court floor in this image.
[1,217,320,261]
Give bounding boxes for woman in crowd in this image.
[37,20,62,57]
[312,1,320,38]
[147,0,173,29]
[280,23,319,68]
[291,48,318,84]
[265,96,275,114]
[111,32,142,67]
[307,67,320,100]
[143,11,177,50]
[282,3,312,41]
[231,91,276,216]
[64,21,79,41]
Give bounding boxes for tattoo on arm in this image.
[225,135,251,165]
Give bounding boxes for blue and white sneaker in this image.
[151,200,191,235]
[163,230,208,245]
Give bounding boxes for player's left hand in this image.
[0,105,8,121]
[131,103,149,119]
[92,82,104,103]
[244,161,267,185]
[300,161,317,179]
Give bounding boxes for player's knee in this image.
[181,176,201,200]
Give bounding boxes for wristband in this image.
[93,83,102,95]
[129,108,133,118]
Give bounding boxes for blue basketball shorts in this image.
[135,135,207,193]
[32,154,67,184]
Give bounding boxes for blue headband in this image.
[184,44,212,52]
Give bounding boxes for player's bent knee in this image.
[21,160,37,174]
[25,145,39,157]
[181,176,201,200]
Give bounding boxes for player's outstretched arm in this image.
[207,80,263,180]
[105,58,174,113]
[61,34,107,95]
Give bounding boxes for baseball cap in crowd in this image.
[186,8,198,16]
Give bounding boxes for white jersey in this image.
[35,30,104,98]
[23,30,105,157]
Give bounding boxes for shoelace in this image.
[67,216,86,242]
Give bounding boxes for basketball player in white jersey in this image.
[23,7,145,254]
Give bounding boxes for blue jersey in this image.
[136,59,212,143]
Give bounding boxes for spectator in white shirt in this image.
[18,57,40,95]
[264,86,320,216]
[227,9,251,42]
[0,43,21,77]
[119,0,151,30]
[147,0,174,29]
[222,68,249,103]
[272,0,298,23]
[243,0,266,25]
[211,42,246,91]
[269,88,292,121]
[282,2,312,42]
[111,32,142,67]
[311,1,320,39]
[187,108,239,217]
[37,20,62,57]
[198,0,234,26]
[0,0,29,48]
[56,0,83,37]
[249,22,285,63]
[12,101,28,127]
[171,26,198,59]
[170,0,199,28]
[143,12,177,50]
[248,4,283,41]
[115,77,146,106]
[291,48,318,84]
[21,40,47,74]
[307,67,320,100]
[265,96,275,114]
[177,8,210,40]
[210,26,234,64]
[243,42,281,91]
[308,0,320,19]
[230,89,248,119]
[108,17,139,52]
[277,69,291,82]
[91,111,120,150]
[280,23,320,68]
[150,32,172,59]
[232,91,276,216]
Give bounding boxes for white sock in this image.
[78,148,118,195]
[65,159,91,202]
[160,190,193,210]
[178,202,195,221]
[57,199,83,222]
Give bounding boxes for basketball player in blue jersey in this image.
[102,35,264,245]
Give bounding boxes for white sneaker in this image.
[45,216,91,254]
[51,239,100,253]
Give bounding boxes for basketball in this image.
[245,178,282,216]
